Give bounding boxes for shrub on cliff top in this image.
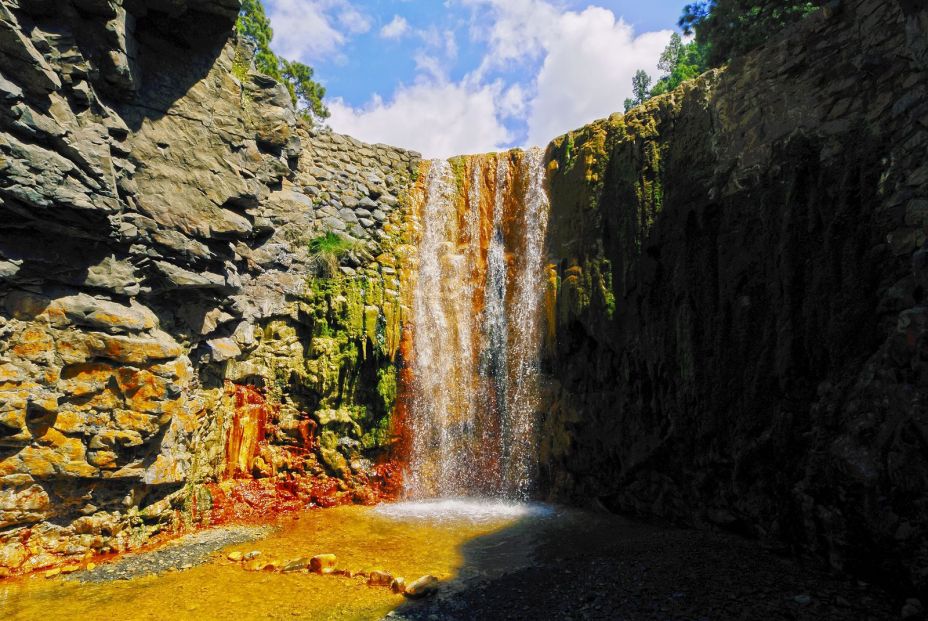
[649,33,708,97]
[235,0,330,124]
[680,0,825,66]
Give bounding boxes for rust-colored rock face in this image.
[223,384,272,480]
[539,0,928,596]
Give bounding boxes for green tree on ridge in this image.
[235,0,330,124]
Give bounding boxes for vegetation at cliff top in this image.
[623,69,654,113]
[236,0,329,124]
[627,1,824,112]
[649,33,708,98]
[680,0,824,66]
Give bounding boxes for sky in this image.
[263,0,685,158]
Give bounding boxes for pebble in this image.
[405,575,439,599]
[310,554,337,574]
[368,570,394,587]
[227,551,244,562]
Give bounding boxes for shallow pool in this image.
[1,500,549,621]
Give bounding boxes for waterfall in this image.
[405,148,551,500]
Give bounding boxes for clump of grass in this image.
[309,232,359,255]
[308,232,361,278]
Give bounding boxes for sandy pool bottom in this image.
[1,501,545,621]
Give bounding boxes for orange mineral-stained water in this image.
[0,503,537,621]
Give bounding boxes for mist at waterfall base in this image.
[398,148,552,516]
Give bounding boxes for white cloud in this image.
[463,0,672,146]
[328,80,513,159]
[414,53,446,82]
[265,0,370,61]
[381,15,411,39]
[324,0,674,156]
[525,7,672,144]
[338,6,372,34]
[499,83,527,118]
[463,0,558,74]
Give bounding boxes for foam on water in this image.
[374,498,555,524]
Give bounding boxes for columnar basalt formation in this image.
[540,0,928,594]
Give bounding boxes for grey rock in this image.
[339,208,359,224]
[155,262,227,290]
[206,337,241,362]
[323,216,347,232]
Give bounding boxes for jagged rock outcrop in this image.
[0,0,418,575]
[540,0,928,595]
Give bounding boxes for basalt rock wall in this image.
[0,0,418,575]
[540,0,928,594]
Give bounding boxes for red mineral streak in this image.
[387,323,415,468]
[224,383,274,479]
[204,382,404,525]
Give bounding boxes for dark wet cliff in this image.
[541,0,928,594]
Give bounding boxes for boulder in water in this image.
[282,558,311,572]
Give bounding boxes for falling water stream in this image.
[405,148,551,501]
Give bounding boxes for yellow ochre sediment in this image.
[0,505,518,621]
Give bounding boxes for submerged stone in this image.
[310,554,337,574]
[282,557,311,572]
[368,570,393,587]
